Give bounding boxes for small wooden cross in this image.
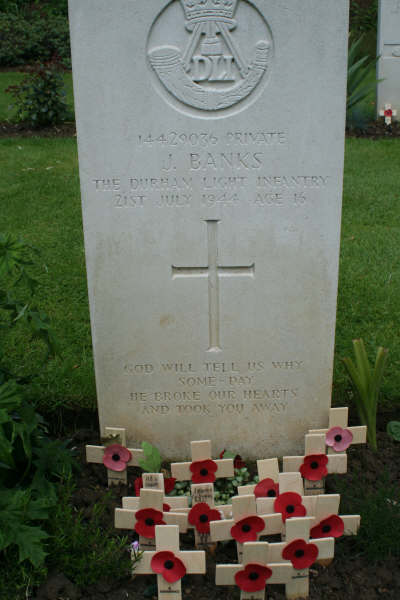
[267,517,335,600]
[307,493,360,565]
[379,103,398,125]
[122,473,189,512]
[309,407,367,454]
[134,525,206,600]
[255,473,315,540]
[171,440,234,484]
[85,427,144,486]
[238,458,279,497]
[210,494,282,562]
[216,541,294,600]
[184,483,232,548]
[115,488,188,551]
[283,433,347,495]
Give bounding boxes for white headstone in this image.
[69,0,349,460]
[377,0,400,116]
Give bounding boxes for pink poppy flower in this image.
[325,427,353,452]
[102,444,132,472]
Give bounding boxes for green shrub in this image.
[350,0,378,33]
[0,9,70,67]
[347,34,379,130]
[6,60,69,127]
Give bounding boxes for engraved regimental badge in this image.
[147,0,273,113]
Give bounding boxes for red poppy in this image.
[134,508,165,538]
[300,454,328,481]
[103,444,132,472]
[164,477,176,494]
[188,502,221,534]
[163,503,171,513]
[282,539,319,570]
[235,563,272,592]
[234,455,246,469]
[254,478,279,499]
[151,551,186,583]
[310,515,344,539]
[190,459,218,483]
[134,476,143,497]
[231,516,265,543]
[134,476,176,496]
[385,108,393,117]
[274,492,306,522]
[219,450,226,459]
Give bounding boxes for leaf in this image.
[15,524,48,566]
[387,421,400,442]
[0,379,21,411]
[139,441,162,473]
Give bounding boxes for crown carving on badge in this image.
[180,0,239,22]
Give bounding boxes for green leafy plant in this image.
[342,339,388,452]
[347,33,380,130]
[387,421,400,442]
[350,0,378,33]
[6,58,69,127]
[139,441,162,473]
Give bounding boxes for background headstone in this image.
[69,0,349,460]
[377,0,400,116]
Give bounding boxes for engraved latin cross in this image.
[172,220,254,351]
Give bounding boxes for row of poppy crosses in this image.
[85,407,367,600]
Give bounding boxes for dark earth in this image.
[34,407,400,600]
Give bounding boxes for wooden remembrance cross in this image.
[283,433,347,495]
[85,426,143,486]
[115,488,188,551]
[172,220,254,351]
[216,541,294,600]
[134,525,206,600]
[210,495,282,562]
[309,407,367,454]
[122,473,189,512]
[185,483,232,548]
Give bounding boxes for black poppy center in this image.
[295,549,305,558]
[322,524,331,533]
[112,453,121,462]
[334,434,342,442]
[242,524,251,533]
[164,560,174,570]
[200,468,208,477]
[199,514,209,523]
[249,572,259,581]
[267,489,276,497]
[145,518,155,526]
[286,505,295,514]
[310,461,319,469]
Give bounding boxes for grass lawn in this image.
[1,135,399,412]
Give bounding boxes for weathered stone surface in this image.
[377,0,400,116]
[69,0,349,459]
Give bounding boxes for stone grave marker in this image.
[377,0,400,118]
[69,0,349,459]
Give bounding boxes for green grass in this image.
[0,118,400,412]
[0,71,74,122]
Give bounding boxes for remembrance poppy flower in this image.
[235,563,272,592]
[310,514,344,539]
[231,516,265,543]
[325,427,353,452]
[234,455,246,469]
[300,454,328,481]
[103,444,132,472]
[190,459,218,483]
[274,492,306,522]
[151,551,186,583]
[163,503,171,513]
[134,508,165,538]
[282,539,318,570]
[188,502,221,534]
[254,478,279,499]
